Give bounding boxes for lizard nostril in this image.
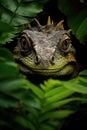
[50,56,55,65]
[35,55,41,65]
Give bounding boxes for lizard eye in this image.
[58,39,71,52]
[20,35,33,55]
[61,39,70,50]
[20,36,30,50]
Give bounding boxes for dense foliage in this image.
[58,0,87,43]
[0,0,87,129]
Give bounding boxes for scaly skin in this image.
[14,17,77,78]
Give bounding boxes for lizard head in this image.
[14,16,77,79]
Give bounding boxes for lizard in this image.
[13,16,79,80]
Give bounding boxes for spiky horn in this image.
[57,20,64,29]
[47,16,51,25]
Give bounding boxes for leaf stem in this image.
[9,0,22,25]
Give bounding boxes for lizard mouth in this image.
[32,63,75,75]
[18,61,76,77]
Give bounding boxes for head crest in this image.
[47,16,51,25]
[56,20,64,29]
[47,16,64,30]
[25,23,31,29]
[34,18,41,27]
[25,16,65,31]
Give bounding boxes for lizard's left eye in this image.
[61,39,70,50]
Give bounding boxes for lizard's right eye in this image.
[20,36,31,50]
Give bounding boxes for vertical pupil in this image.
[63,40,69,50]
[23,39,26,45]
[64,40,68,46]
[22,38,28,49]
[23,41,26,45]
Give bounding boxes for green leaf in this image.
[79,70,87,76]
[45,98,80,111]
[1,11,13,24]
[63,76,87,94]
[16,3,43,17]
[0,32,16,44]
[0,92,19,108]
[1,10,31,26]
[40,124,55,130]
[58,0,76,16]
[15,115,36,130]
[45,86,70,98]
[48,120,61,127]
[40,110,74,122]
[0,21,13,32]
[0,0,48,44]
[0,0,44,25]
[0,0,18,12]
[27,81,44,99]
[0,61,18,79]
[0,48,19,79]
[0,48,14,61]
[58,0,87,43]
[41,79,62,94]
[10,14,32,26]
[45,89,74,105]
[0,78,28,92]
[27,108,40,123]
[76,18,87,43]
[0,77,41,109]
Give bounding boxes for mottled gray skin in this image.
[14,23,77,78]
